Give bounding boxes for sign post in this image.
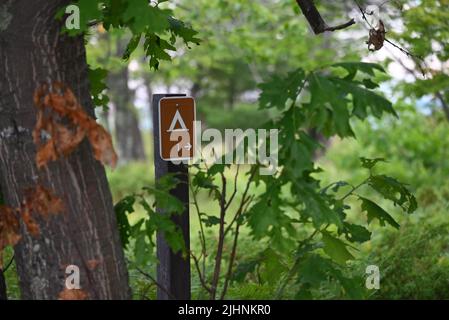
[152,94,195,300]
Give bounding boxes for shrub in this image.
[366,215,449,299]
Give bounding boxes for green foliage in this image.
[360,157,386,170]
[259,69,306,110]
[295,253,365,299]
[304,63,396,137]
[226,283,273,300]
[150,0,360,123]
[321,100,449,300]
[88,66,109,108]
[59,0,199,70]
[367,175,417,214]
[387,0,449,118]
[325,104,449,189]
[114,174,186,267]
[229,62,418,299]
[368,218,449,299]
[114,195,134,249]
[360,197,400,229]
[321,231,354,265]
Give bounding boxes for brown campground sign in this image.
[158,96,196,161]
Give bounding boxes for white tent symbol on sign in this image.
[167,110,189,132]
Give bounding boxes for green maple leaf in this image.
[331,62,386,80]
[168,17,201,46]
[360,157,387,169]
[321,231,354,265]
[368,175,418,213]
[114,195,135,249]
[123,0,170,33]
[308,73,354,137]
[359,196,400,229]
[342,222,372,243]
[258,68,306,110]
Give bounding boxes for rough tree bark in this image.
[108,37,146,163]
[0,0,130,299]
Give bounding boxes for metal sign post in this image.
[151,94,195,300]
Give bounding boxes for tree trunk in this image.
[108,37,146,163]
[0,0,130,299]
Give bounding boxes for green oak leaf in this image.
[359,196,400,229]
[321,231,354,264]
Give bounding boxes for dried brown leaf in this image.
[367,20,386,51]
[33,82,117,168]
[21,208,40,237]
[0,205,21,251]
[22,185,64,219]
[58,288,89,300]
[87,123,118,168]
[86,259,102,271]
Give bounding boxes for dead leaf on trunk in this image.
[86,124,118,168]
[18,185,65,236]
[20,208,40,237]
[0,205,21,252]
[86,259,102,270]
[58,288,89,300]
[33,82,118,169]
[22,185,64,220]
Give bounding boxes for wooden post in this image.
[152,94,191,300]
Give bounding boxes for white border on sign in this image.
[158,96,196,162]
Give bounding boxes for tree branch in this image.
[220,196,254,300]
[296,0,356,34]
[209,172,228,299]
[191,252,212,293]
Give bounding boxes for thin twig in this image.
[224,167,257,236]
[209,171,228,299]
[275,224,328,299]
[190,176,207,263]
[224,165,240,211]
[134,266,176,300]
[354,0,373,28]
[191,252,212,293]
[340,177,369,201]
[220,196,254,300]
[323,19,356,32]
[387,46,448,120]
[220,220,241,300]
[276,175,370,298]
